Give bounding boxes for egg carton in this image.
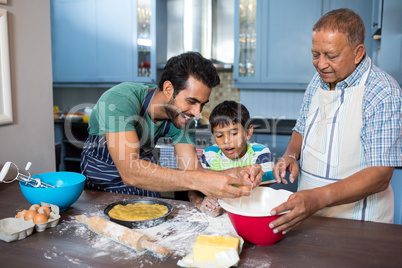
[0,202,61,242]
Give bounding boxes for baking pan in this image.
[104,199,173,229]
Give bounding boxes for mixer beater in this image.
[0,161,55,188]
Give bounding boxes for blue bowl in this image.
[19,172,85,211]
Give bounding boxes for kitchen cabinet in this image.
[234,0,374,90]
[234,0,322,90]
[371,0,383,36]
[377,0,402,85]
[51,0,166,85]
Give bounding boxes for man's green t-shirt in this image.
[88,82,195,149]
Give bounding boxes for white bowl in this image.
[219,187,293,217]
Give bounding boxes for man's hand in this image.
[195,169,256,199]
[223,164,264,190]
[269,188,323,234]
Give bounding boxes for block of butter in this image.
[193,234,240,262]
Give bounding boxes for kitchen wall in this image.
[241,90,305,120]
[0,0,55,177]
[199,70,240,124]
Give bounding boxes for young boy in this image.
[188,100,275,217]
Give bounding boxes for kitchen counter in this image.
[2,182,402,267]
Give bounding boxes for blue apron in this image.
[80,89,171,197]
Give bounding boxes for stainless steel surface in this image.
[166,0,234,69]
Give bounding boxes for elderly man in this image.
[271,8,402,234]
[81,52,262,198]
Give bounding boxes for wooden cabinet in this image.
[51,0,166,85]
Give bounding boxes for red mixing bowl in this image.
[226,211,284,246]
[219,187,292,246]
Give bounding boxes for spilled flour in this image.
[47,199,237,266]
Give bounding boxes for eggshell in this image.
[39,206,50,219]
[33,213,48,224]
[239,185,251,191]
[29,204,41,212]
[24,210,38,221]
[16,210,28,219]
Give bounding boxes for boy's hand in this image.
[199,197,224,217]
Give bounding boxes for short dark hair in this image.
[209,101,250,133]
[158,52,220,97]
[313,8,365,46]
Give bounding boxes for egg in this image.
[239,185,251,191]
[24,210,38,221]
[29,204,41,212]
[16,209,28,219]
[39,206,51,219]
[33,213,48,224]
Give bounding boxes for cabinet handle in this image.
[373,22,378,27]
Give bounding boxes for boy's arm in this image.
[256,145,276,184]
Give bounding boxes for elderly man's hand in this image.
[268,188,324,234]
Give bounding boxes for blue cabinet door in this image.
[51,0,96,82]
[234,0,376,90]
[95,0,134,82]
[233,0,263,85]
[51,0,165,84]
[391,168,402,225]
[260,0,321,89]
[379,0,402,85]
[234,0,320,90]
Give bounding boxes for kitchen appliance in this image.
[166,0,234,69]
[0,162,55,188]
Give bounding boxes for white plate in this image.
[218,187,292,217]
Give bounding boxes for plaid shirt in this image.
[294,56,402,167]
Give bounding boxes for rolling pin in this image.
[76,215,169,256]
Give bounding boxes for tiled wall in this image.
[199,70,240,124]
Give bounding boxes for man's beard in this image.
[163,97,188,129]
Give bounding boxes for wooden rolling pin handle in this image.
[141,239,170,256]
[76,215,169,256]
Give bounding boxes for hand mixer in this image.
[0,161,55,188]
